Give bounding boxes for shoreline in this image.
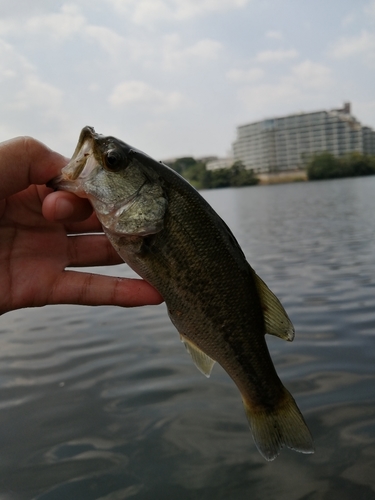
[257,169,307,185]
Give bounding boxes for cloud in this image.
[329,30,375,62]
[254,48,299,63]
[341,13,356,28]
[0,37,67,141]
[265,30,283,40]
[0,1,372,161]
[182,38,222,59]
[0,4,127,60]
[10,75,63,117]
[107,0,251,23]
[236,60,334,116]
[108,80,185,112]
[226,67,264,83]
[83,25,127,58]
[23,4,86,40]
[364,0,375,20]
[289,60,333,89]
[161,34,222,70]
[0,39,34,80]
[0,0,54,16]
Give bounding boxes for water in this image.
[1,177,375,499]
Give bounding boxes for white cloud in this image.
[289,60,333,89]
[239,82,298,115]
[183,38,222,59]
[0,1,373,160]
[329,30,375,61]
[161,34,222,70]
[0,4,127,59]
[107,0,251,23]
[226,67,264,83]
[0,19,17,37]
[364,0,375,20]
[24,4,85,40]
[254,48,299,63]
[0,39,34,81]
[170,0,250,20]
[265,30,283,40]
[237,60,334,116]
[83,25,127,59]
[341,13,356,28]
[10,75,63,117]
[108,80,185,112]
[130,0,172,24]
[0,5,223,72]
[0,38,67,141]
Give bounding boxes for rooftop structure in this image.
[232,103,375,173]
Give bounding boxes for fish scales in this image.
[119,163,282,403]
[51,126,314,461]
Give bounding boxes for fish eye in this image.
[103,149,125,172]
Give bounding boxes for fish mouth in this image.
[48,126,99,194]
[49,126,147,217]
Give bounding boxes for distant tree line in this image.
[306,152,375,181]
[165,151,375,187]
[165,157,259,190]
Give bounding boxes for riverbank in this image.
[257,169,307,185]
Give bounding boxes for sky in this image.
[0,0,374,160]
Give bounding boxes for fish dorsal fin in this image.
[180,334,215,378]
[253,273,295,341]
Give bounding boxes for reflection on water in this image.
[1,177,375,499]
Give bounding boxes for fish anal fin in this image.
[254,273,295,341]
[243,388,314,461]
[180,334,215,378]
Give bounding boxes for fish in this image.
[51,126,314,461]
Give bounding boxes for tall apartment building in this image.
[232,103,375,173]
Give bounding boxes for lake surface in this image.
[1,176,375,499]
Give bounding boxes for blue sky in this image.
[0,0,374,160]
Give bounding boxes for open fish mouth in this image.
[48,127,161,235]
[49,130,95,191]
[48,127,98,190]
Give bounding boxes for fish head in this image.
[51,126,167,236]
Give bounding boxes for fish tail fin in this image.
[243,388,314,461]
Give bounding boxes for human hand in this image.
[0,136,163,315]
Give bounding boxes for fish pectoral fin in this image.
[180,334,215,378]
[253,273,295,341]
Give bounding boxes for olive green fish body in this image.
[107,163,281,404]
[52,127,314,460]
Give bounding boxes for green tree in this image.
[209,168,232,188]
[230,161,259,187]
[340,152,375,177]
[307,152,344,180]
[167,157,197,176]
[167,157,259,189]
[307,151,375,180]
[183,161,207,189]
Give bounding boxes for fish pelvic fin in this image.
[180,334,215,378]
[253,273,295,341]
[243,388,314,461]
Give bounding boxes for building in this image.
[232,103,375,173]
[206,156,234,171]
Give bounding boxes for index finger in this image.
[0,136,67,199]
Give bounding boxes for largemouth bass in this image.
[51,126,314,461]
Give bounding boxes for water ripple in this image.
[1,177,375,498]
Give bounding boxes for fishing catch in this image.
[51,126,314,461]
